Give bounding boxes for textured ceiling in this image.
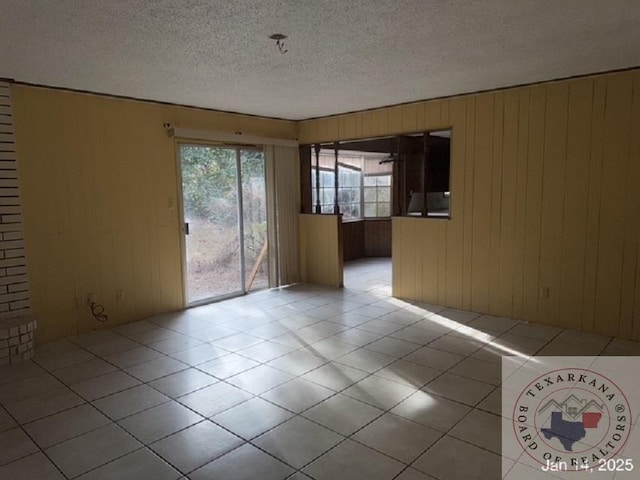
[2,1,640,120]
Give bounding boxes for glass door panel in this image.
[240,149,268,292]
[179,145,242,303]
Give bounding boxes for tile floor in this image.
[1,258,639,479]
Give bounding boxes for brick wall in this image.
[0,81,34,364]
[0,316,36,365]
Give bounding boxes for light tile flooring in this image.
[1,258,640,479]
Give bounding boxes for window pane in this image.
[364,187,376,202]
[338,187,357,204]
[313,156,391,220]
[364,176,377,186]
[377,203,391,217]
[342,203,360,219]
[311,169,318,207]
[320,170,334,188]
[377,175,392,186]
[321,188,333,204]
[377,187,390,202]
[351,171,362,187]
[364,203,377,217]
[339,167,361,187]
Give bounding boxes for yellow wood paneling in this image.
[488,92,504,315]
[440,100,451,127]
[423,101,442,131]
[301,68,640,341]
[421,220,439,304]
[13,85,297,342]
[397,217,411,299]
[496,90,519,318]
[593,74,633,336]
[391,217,403,298]
[398,218,415,300]
[315,118,331,143]
[461,97,476,311]
[512,89,530,320]
[342,115,358,140]
[559,79,593,330]
[538,82,569,326]
[470,93,493,313]
[631,72,640,341]
[444,98,466,309]
[581,78,607,333]
[298,214,343,287]
[388,106,403,134]
[521,86,546,324]
[15,66,640,343]
[436,221,447,305]
[401,104,418,133]
[407,219,419,301]
[298,121,315,144]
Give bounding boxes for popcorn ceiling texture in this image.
[1,1,640,119]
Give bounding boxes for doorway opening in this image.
[300,130,451,291]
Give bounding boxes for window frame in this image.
[362,172,392,219]
[311,152,392,221]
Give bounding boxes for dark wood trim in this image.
[392,141,400,216]
[397,136,413,216]
[299,145,312,213]
[422,132,431,217]
[333,142,340,214]
[398,136,404,216]
[314,144,321,213]
[317,135,430,154]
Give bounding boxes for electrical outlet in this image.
[116,289,125,302]
[539,286,550,299]
[88,292,96,304]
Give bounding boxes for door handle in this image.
[184,222,190,235]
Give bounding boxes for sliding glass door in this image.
[178,144,268,305]
[240,149,269,292]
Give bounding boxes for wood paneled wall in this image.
[299,214,343,288]
[11,68,640,342]
[300,70,640,340]
[12,85,297,342]
[364,219,391,257]
[343,219,391,261]
[342,221,365,261]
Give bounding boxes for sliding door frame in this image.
[174,140,266,308]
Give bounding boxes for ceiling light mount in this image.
[269,33,288,54]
